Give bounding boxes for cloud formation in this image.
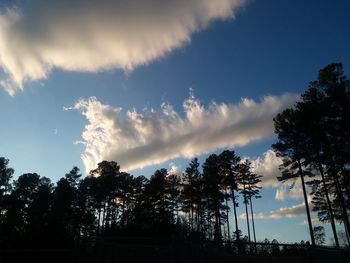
[68,92,298,172]
[250,149,283,187]
[266,202,307,219]
[0,0,246,95]
[240,202,312,220]
[275,188,286,201]
[274,183,304,201]
[248,149,305,200]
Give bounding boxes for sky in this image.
[1,0,350,244]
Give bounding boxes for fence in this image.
[0,236,349,263]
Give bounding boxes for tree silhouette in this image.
[219,150,241,243]
[273,108,315,245]
[182,158,203,233]
[273,63,350,247]
[2,62,350,258]
[203,154,225,242]
[237,160,252,242]
[0,157,14,230]
[308,63,350,241]
[89,161,122,230]
[239,160,262,244]
[26,176,53,246]
[313,226,326,246]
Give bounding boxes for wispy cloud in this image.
[275,188,286,201]
[67,92,298,172]
[240,202,312,220]
[0,0,247,95]
[299,218,321,225]
[274,183,304,201]
[268,202,308,219]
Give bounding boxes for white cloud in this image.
[299,218,322,225]
[249,149,311,201]
[289,182,304,199]
[68,92,298,172]
[0,0,247,95]
[168,163,183,177]
[275,187,286,201]
[269,202,307,219]
[250,149,283,187]
[240,202,313,220]
[274,183,304,201]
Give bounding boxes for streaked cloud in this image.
[240,202,312,220]
[268,202,307,219]
[68,92,298,172]
[299,218,321,225]
[0,0,247,95]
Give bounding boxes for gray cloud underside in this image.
[70,93,298,172]
[0,0,246,95]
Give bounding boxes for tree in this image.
[236,160,262,244]
[166,171,181,225]
[74,176,96,238]
[219,150,241,243]
[50,175,78,245]
[310,63,350,241]
[203,154,225,242]
[0,157,14,197]
[90,161,122,230]
[273,108,315,245]
[65,166,82,188]
[0,157,14,225]
[26,177,53,246]
[292,63,350,246]
[182,158,203,232]
[143,168,176,233]
[273,63,350,247]
[313,226,326,246]
[3,173,42,245]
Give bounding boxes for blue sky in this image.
[1,0,350,244]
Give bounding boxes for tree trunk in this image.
[97,206,101,233]
[317,160,339,248]
[188,211,191,231]
[324,138,350,242]
[249,196,257,243]
[231,188,239,243]
[331,167,350,242]
[191,202,194,232]
[244,196,251,242]
[197,202,201,232]
[298,159,315,246]
[215,209,221,242]
[225,187,231,241]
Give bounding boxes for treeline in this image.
[0,151,261,249]
[0,62,349,252]
[273,63,350,248]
